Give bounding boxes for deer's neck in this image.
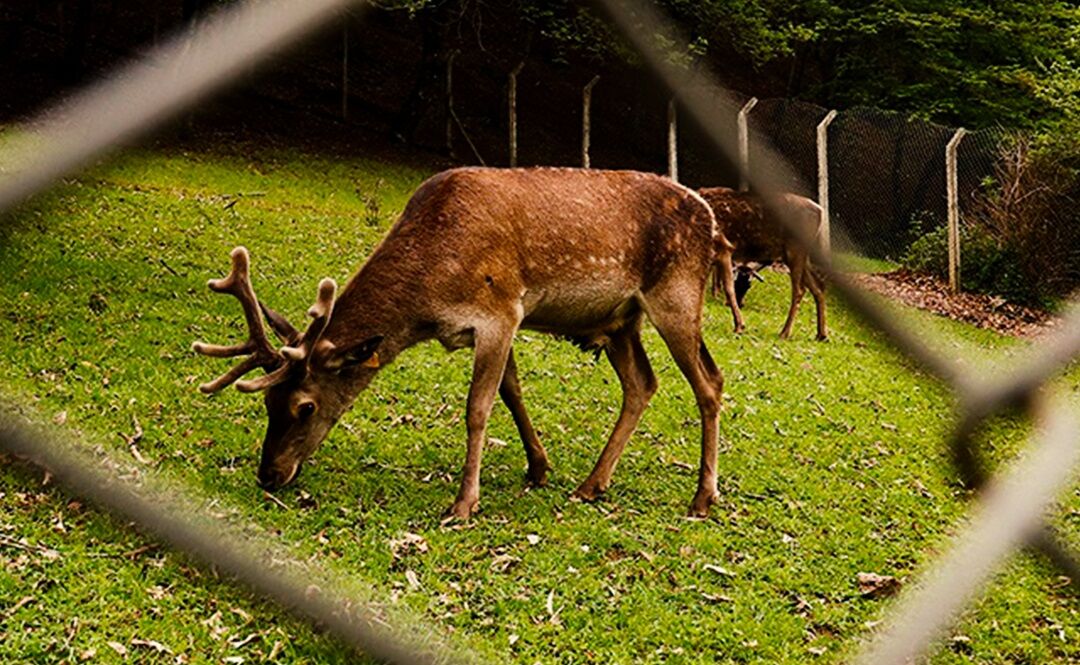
[322,252,428,368]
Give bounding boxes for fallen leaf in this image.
[526,534,541,546]
[857,572,902,599]
[4,595,35,617]
[389,532,428,560]
[131,638,171,654]
[490,553,520,573]
[146,585,169,600]
[229,632,261,648]
[106,641,127,657]
[703,563,735,577]
[405,569,421,590]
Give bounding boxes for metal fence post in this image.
[508,61,525,167]
[667,98,678,181]
[737,97,758,191]
[816,109,838,256]
[582,75,599,168]
[947,128,967,293]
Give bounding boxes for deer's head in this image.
[192,248,382,490]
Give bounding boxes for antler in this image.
[281,278,337,363]
[192,247,292,394]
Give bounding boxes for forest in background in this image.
[5,1,1080,134]
[6,0,1080,304]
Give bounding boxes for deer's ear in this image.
[318,336,383,371]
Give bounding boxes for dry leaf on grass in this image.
[490,553,520,573]
[703,563,735,577]
[389,532,429,560]
[856,572,902,598]
[131,638,172,654]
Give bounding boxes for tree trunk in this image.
[391,2,455,146]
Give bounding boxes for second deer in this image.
[701,187,828,341]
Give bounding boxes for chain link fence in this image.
[2,1,1079,664]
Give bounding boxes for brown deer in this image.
[701,187,827,340]
[193,168,739,520]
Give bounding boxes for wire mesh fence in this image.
[1,1,1079,664]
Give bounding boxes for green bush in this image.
[903,133,1080,309]
[902,223,1030,304]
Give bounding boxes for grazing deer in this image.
[701,187,828,340]
[193,168,736,520]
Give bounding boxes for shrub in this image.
[903,133,1080,309]
[902,222,1028,303]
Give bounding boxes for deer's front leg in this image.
[444,322,516,522]
[715,252,745,333]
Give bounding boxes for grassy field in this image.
[1,142,1078,664]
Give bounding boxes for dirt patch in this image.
[849,269,1062,339]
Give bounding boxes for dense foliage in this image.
[903,134,1080,307]
[374,0,1080,130]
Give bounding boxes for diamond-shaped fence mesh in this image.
[747,98,828,199]
[826,107,955,259]
[1,1,1078,664]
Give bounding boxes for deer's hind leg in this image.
[804,266,828,341]
[641,280,724,518]
[779,252,808,340]
[499,347,550,487]
[572,318,658,502]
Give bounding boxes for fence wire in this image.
[1,1,1079,664]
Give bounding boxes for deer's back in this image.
[343,167,715,339]
[406,167,710,288]
[700,187,819,264]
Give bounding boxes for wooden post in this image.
[341,22,349,120]
[737,97,758,191]
[582,75,600,168]
[946,128,967,293]
[667,98,678,182]
[508,61,524,167]
[446,51,457,159]
[816,109,838,256]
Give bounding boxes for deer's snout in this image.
[257,459,301,491]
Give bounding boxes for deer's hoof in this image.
[733,325,746,335]
[687,490,719,519]
[526,464,550,488]
[816,333,829,342]
[441,496,479,524]
[570,481,605,503]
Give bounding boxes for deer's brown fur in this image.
[701,187,828,340]
[195,167,731,520]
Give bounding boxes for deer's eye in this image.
[297,402,316,420]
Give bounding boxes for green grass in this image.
[1,143,1078,664]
